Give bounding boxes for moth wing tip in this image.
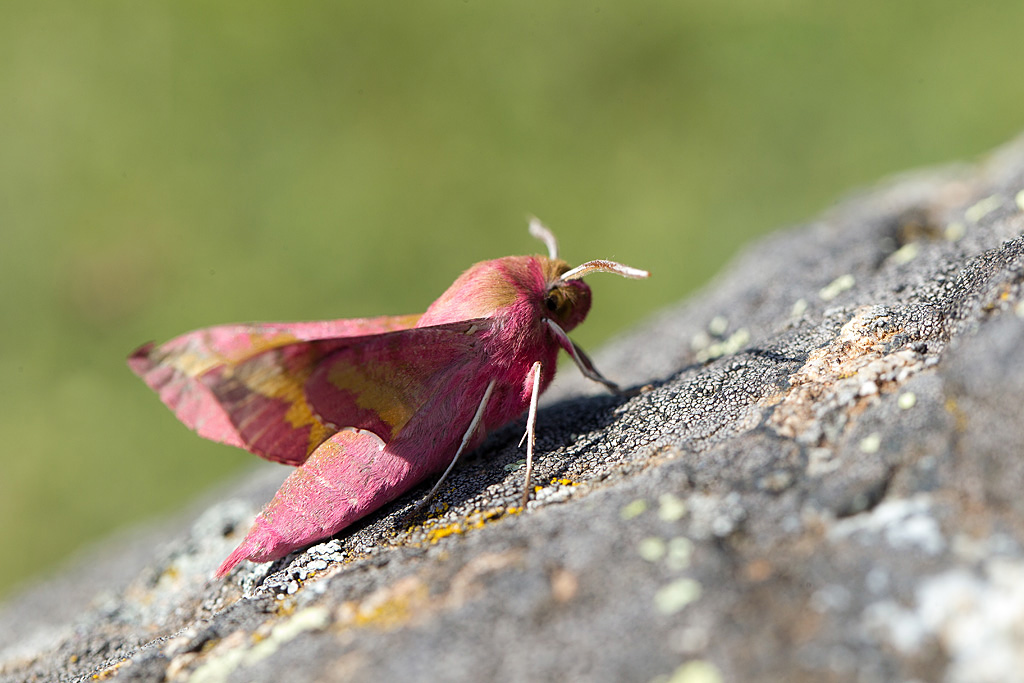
[215,546,248,579]
[127,342,156,375]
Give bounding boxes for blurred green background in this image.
[2,1,1023,599]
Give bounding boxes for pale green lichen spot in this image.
[620,499,648,520]
[666,537,694,572]
[898,392,917,410]
[859,433,882,454]
[658,493,687,522]
[654,578,702,615]
[638,537,667,562]
[965,194,1002,222]
[819,274,855,301]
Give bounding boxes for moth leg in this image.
[413,379,497,513]
[520,361,542,507]
[568,340,621,392]
[545,319,621,393]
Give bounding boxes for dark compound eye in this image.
[545,295,558,312]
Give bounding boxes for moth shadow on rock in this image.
[392,386,643,530]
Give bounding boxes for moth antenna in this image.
[560,259,650,282]
[521,361,542,508]
[528,217,559,260]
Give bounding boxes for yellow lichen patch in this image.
[421,507,513,544]
[179,631,247,682]
[184,612,330,683]
[415,509,516,548]
[339,577,430,631]
[945,397,969,432]
[252,607,331,660]
[165,652,199,681]
[427,501,450,517]
[550,478,577,487]
[250,621,272,645]
[91,659,128,680]
[143,564,181,596]
[273,597,298,618]
[471,509,502,528]
[199,637,223,654]
[426,522,466,543]
[333,552,525,638]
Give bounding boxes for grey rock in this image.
[4,136,1024,683]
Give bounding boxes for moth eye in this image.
[545,295,558,312]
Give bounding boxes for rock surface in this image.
[4,137,1024,683]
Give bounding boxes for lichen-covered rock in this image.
[4,136,1024,683]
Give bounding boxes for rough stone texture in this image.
[4,136,1024,683]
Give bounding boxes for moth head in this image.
[531,218,650,333]
[537,259,591,332]
[417,219,649,328]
